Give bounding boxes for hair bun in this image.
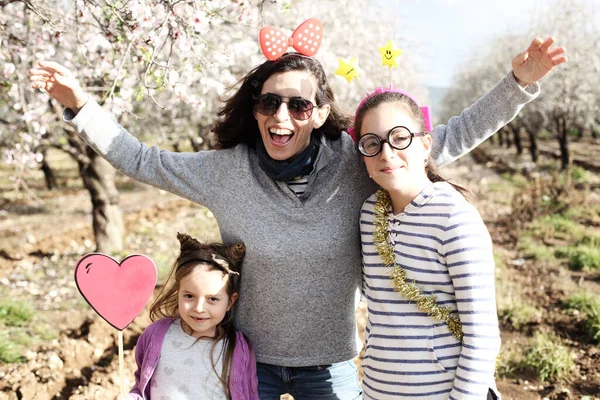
[176,232,204,252]
[224,243,246,269]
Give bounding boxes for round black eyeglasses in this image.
[358,126,427,157]
[253,93,315,121]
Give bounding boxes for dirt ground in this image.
[0,149,599,399]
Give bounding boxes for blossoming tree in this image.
[1,0,424,252]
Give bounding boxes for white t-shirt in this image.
[151,320,227,399]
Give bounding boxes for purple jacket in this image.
[129,318,259,400]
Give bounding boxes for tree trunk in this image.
[557,116,570,170]
[40,150,57,190]
[78,147,124,253]
[504,127,513,148]
[527,130,538,163]
[513,127,523,155]
[498,129,504,147]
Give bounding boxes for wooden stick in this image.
[118,329,125,396]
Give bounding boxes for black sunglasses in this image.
[254,93,315,121]
[358,126,427,157]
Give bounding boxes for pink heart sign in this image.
[74,253,157,331]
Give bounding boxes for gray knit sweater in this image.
[66,72,538,366]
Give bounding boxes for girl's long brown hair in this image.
[149,233,246,396]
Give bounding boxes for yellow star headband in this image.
[379,39,403,69]
[335,39,403,89]
[336,39,433,143]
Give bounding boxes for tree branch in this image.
[0,0,19,7]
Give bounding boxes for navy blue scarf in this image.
[255,134,320,182]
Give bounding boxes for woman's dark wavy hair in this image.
[353,91,472,199]
[213,53,353,149]
[149,233,246,396]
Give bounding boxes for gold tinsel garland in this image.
[373,189,464,342]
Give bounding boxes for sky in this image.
[384,0,599,87]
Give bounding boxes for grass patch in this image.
[580,232,600,247]
[0,300,34,327]
[493,251,505,272]
[58,297,89,312]
[12,330,33,348]
[562,205,589,221]
[32,323,59,342]
[501,172,528,188]
[565,291,600,344]
[494,257,541,331]
[567,128,580,138]
[523,332,575,382]
[496,344,525,378]
[537,129,553,140]
[556,165,588,186]
[487,181,506,193]
[498,300,542,331]
[569,166,588,184]
[531,212,600,245]
[116,179,139,192]
[530,214,581,241]
[0,333,24,363]
[566,291,600,310]
[567,245,600,271]
[553,246,570,259]
[517,236,556,261]
[520,210,600,271]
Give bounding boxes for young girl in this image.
[355,89,501,399]
[119,233,259,400]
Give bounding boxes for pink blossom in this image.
[191,12,209,34]
[2,62,15,77]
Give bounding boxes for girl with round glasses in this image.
[30,35,565,398]
[357,125,428,157]
[355,89,501,399]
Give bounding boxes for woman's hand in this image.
[512,37,567,87]
[29,61,89,113]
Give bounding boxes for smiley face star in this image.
[379,40,403,68]
[335,57,360,83]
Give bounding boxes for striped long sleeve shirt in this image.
[360,182,500,399]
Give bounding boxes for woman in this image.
[30,36,565,399]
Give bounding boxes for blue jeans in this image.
[257,360,363,400]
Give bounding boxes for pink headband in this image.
[347,87,432,144]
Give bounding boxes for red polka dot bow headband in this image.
[259,18,323,61]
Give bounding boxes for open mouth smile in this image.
[269,128,294,145]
